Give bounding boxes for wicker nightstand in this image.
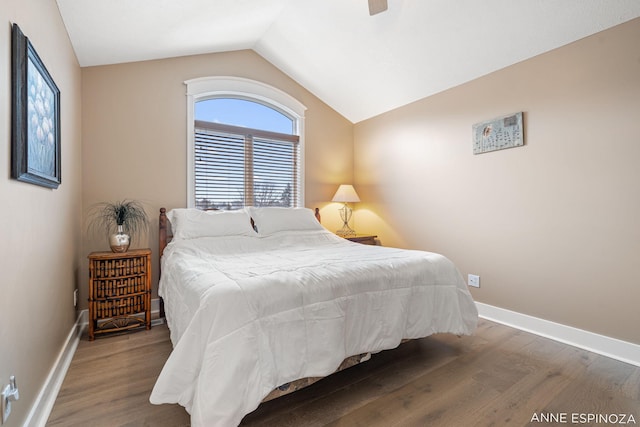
[87,248,152,340]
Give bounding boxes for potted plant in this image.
[87,199,149,252]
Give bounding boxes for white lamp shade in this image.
[332,184,361,203]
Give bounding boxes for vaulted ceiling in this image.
[56,0,640,123]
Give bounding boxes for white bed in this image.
[149,207,478,426]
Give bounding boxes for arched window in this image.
[195,98,294,134]
[185,77,306,209]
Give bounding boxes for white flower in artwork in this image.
[35,97,45,116]
[42,117,50,134]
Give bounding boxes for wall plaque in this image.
[473,112,523,154]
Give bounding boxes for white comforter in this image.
[150,230,477,426]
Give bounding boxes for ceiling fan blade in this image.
[368,0,388,15]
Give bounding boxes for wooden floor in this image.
[47,319,640,426]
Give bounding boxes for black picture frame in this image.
[11,23,61,189]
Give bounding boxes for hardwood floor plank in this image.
[541,354,640,419]
[47,326,190,427]
[242,338,467,426]
[471,344,592,426]
[47,319,640,427]
[317,328,532,426]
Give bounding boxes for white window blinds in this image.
[194,120,300,210]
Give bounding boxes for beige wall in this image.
[354,18,640,345]
[0,0,82,425]
[80,50,354,307]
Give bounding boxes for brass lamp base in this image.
[336,203,356,236]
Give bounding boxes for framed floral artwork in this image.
[11,23,61,189]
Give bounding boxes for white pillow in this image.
[166,208,256,240]
[248,207,323,236]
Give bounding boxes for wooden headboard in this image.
[158,207,321,258]
[159,207,170,258]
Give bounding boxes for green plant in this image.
[87,199,149,243]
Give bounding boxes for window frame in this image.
[185,76,307,209]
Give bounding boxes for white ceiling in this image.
[56,0,640,123]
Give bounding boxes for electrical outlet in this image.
[468,274,480,288]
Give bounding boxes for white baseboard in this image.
[476,302,640,367]
[151,298,165,326]
[23,310,88,427]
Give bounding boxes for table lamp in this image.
[332,184,360,236]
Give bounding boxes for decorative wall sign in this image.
[11,23,61,189]
[473,112,523,155]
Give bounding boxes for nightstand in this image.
[343,234,378,245]
[88,248,152,340]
